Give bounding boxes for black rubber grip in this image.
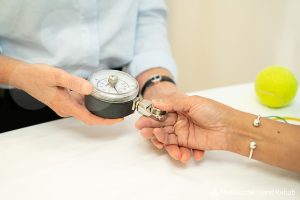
[85,95,134,119]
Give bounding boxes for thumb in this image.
[56,71,93,95]
[152,98,180,112]
[153,96,199,113]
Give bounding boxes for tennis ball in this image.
[255,66,298,108]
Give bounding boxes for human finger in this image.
[165,145,181,161]
[193,149,205,161]
[140,128,155,139]
[68,90,84,105]
[54,69,93,95]
[135,113,177,129]
[180,147,191,163]
[152,96,202,113]
[150,138,164,149]
[153,126,175,144]
[69,101,123,125]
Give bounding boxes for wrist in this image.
[136,67,179,99]
[140,74,175,97]
[143,81,180,99]
[10,63,32,90]
[0,55,30,88]
[225,111,263,155]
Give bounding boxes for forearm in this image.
[0,55,28,88]
[226,110,300,172]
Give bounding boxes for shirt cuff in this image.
[128,51,178,81]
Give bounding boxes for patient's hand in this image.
[136,95,234,163]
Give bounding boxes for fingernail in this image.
[173,153,181,161]
[195,156,203,161]
[181,155,188,164]
[177,153,182,160]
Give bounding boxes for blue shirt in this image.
[0,0,177,81]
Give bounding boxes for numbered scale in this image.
[85,70,167,121]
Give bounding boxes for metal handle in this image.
[132,97,167,121]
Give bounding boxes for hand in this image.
[136,81,204,163]
[11,63,123,125]
[136,95,236,162]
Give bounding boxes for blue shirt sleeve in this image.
[128,0,178,80]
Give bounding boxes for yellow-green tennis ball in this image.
[255,66,298,108]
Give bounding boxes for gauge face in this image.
[94,75,132,94]
[89,70,139,103]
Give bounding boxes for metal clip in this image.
[133,97,167,121]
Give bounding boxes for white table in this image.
[0,83,299,200]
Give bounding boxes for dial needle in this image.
[107,75,120,94]
[113,86,119,94]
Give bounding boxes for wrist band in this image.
[140,74,175,97]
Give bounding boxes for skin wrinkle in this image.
[169,134,177,145]
[163,126,174,144]
[203,127,209,150]
[163,130,169,144]
[188,109,203,150]
[168,102,228,150]
[187,117,194,151]
[174,116,186,147]
[165,114,178,145]
[185,112,193,148]
[190,101,227,150]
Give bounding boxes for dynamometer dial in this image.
[89,70,139,103]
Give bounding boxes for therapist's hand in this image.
[11,63,123,125]
[136,95,235,162]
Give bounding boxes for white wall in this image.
[166,0,300,92]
